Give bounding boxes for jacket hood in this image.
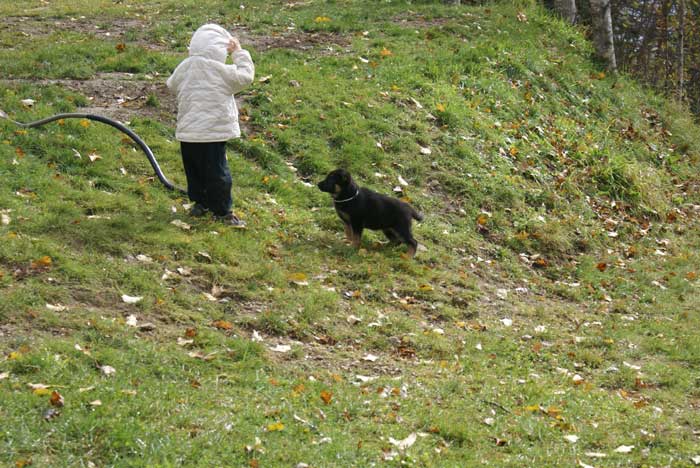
[188,24,232,63]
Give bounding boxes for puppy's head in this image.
[317,169,353,197]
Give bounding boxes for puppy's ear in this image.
[340,171,350,184]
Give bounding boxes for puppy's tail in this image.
[412,208,424,222]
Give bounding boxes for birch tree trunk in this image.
[589,0,617,72]
[553,0,577,24]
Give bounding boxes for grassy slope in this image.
[1,0,700,466]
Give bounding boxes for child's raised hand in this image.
[227,37,241,53]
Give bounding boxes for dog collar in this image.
[333,189,360,204]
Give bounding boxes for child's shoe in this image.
[189,203,208,217]
[216,212,247,228]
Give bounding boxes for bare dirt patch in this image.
[242,30,352,54]
[2,73,176,124]
[3,15,168,51]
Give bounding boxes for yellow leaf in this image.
[79,120,90,128]
[314,16,331,22]
[509,146,518,156]
[31,256,52,270]
[419,284,433,292]
[212,320,233,330]
[320,390,333,404]
[8,351,21,360]
[524,404,540,412]
[267,421,285,431]
[476,214,489,226]
[380,47,393,57]
[33,388,51,396]
[436,103,446,112]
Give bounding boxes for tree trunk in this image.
[443,0,460,4]
[589,0,617,72]
[553,0,577,24]
[678,0,686,101]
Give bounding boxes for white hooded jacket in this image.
[166,24,255,142]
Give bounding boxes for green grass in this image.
[1,0,700,466]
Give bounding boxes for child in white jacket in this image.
[166,24,255,226]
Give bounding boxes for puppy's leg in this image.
[383,229,401,245]
[393,223,418,258]
[343,223,353,242]
[350,223,364,249]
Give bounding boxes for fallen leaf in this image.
[43,408,61,421]
[126,315,138,327]
[362,354,378,362]
[0,372,9,380]
[596,262,607,272]
[45,303,67,312]
[121,294,143,304]
[21,98,35,107]
[614,445,634,453]
[100,365,116,376]
[49,391,64,407]
[389,432,417,450]
[564,434,579,443]
[170,219,191,230]
[30,256,52,269]
[89,400,102,407]
[314,16,331,23]
[88,152,102,162]
[320,390,333,404]
[212,320,233,330]
[380,47,393,57]
[267,421,285,431]
[288,272,309,286]
[494,437,508,446]
[346,315,362,325]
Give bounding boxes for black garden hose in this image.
[0,111,186,194]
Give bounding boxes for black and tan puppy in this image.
[318,169,424,258]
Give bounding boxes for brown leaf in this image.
[116,43,126,52]
[212,320,233,330]
[185,328,197,338]
[320,390,333,404]
[596,262,607,272]
[494,437,509,446]
[49,391,64,407]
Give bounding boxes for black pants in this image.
[180,141,232,216]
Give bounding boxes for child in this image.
[166,24,255,227]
